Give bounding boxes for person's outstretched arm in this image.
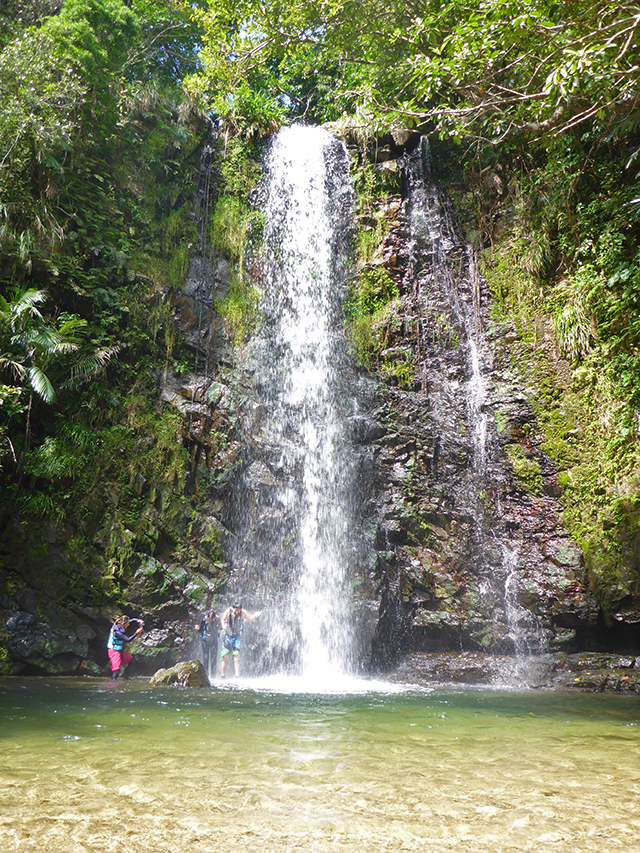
[242,609,262,622]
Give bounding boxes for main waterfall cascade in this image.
[227,126,372,683]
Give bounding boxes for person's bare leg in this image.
[233,655,240,676]
[221,656,227,677]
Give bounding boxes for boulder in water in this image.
[149,659,210,687]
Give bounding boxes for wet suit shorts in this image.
[221,634,241,657]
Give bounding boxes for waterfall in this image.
[504,546,540,657]
[404,137,491,488]
[232,125,358,683]
[400,138,558,676]
[466,242,488,475]
[401,138,554,672]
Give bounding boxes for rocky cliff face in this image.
[190,134,600,677]
[0,132,629,683]
[357,138,597,669]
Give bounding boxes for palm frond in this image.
[19,326,78,356]
[0,355,26,381]
[27,365,56,403]
[11,288,47,320]
[57,316,88,342]
[64,345,120,388]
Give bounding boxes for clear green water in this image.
[1,678,639,852]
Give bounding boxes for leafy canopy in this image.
[188,0,640,145]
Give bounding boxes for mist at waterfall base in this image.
[227,125,373,691]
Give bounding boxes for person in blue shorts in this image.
[219,603,261,677]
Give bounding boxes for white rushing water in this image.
[258,125,355,685]
[467,334,488,473]
[501,543,552,686]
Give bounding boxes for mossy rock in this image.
[505,443,543,495]
[149,659,210,687]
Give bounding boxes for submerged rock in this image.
[391,651,640,693]
[552,651,640,693]
[149,659,210,687]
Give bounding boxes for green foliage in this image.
[347,267,398,318]
[216,274,259,344]
[19,397,188,535]
[484,232,640,601]
[549,270,598,363]
[0,1,235,625]
[186,0,640,155]
[0,0,206,283]
[210,196,263,262]
[0,1,209,515]
[186,0,325,133]
[205,136,264,347]
[349,297,402,370]
[0,286,121,476]
[347,266,416,388]
[380,352,416,390]
[125,0,205,83]
[215,135,261,199]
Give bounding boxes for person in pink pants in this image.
[107,615,144,679]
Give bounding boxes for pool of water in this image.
[1,677,639,852]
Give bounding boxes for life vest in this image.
[199,618,216,642]
[225,609,243,637]
[107,625,123,651]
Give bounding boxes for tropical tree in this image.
[187,0,640,147]
[0,287,117,468]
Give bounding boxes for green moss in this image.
[483,234,544,326]
[347,266,399,317]
[380,354,416,389]
[505,443,543,495]
[495,410,508,434]
[216,273,259,344]
[0,642,10,675]
[483,233,640,605]
[206,144,264,347]
[198,524,222,562]
[209,195,263,263]
[183,573,210,604]
[349,297,403,368]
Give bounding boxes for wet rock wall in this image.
[360,138,598,668]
